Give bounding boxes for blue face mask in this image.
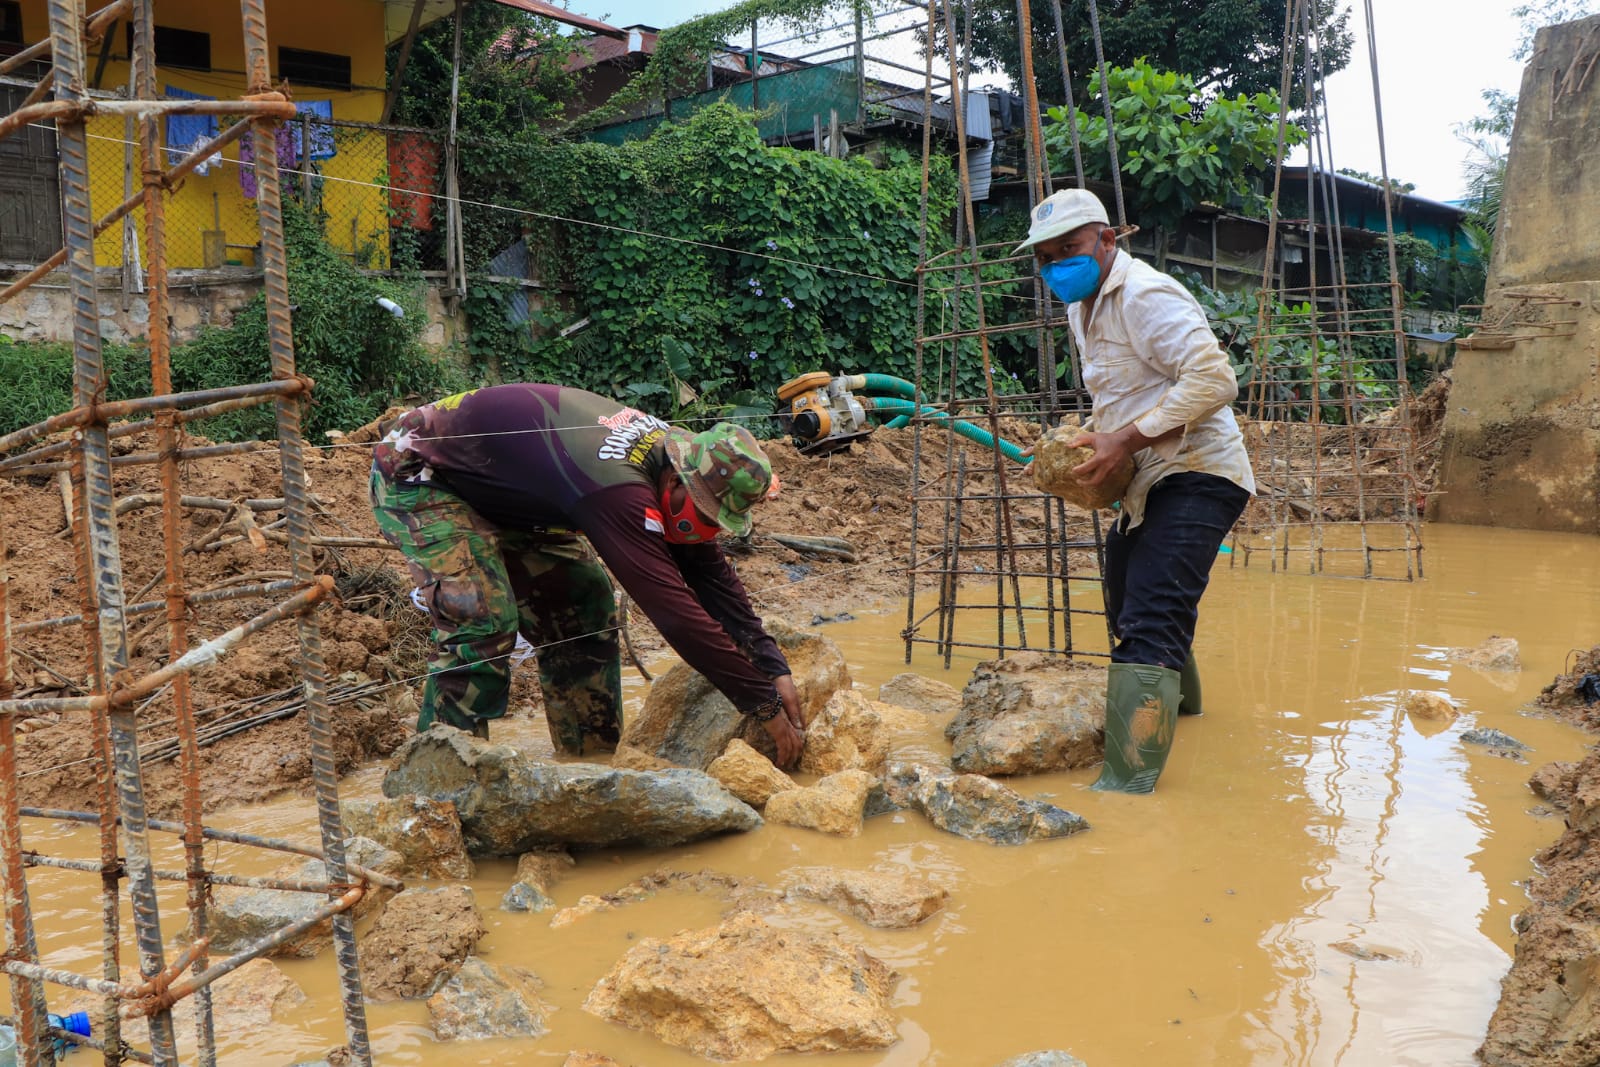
[1040,255,1102,304]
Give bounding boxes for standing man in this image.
[369,383,806,767]
[1017,189,1254,794]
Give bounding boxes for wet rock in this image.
[583,912,899,1059]
[75,958,306,1047]
[1529,762,1577,811]
[1029,422,1133,509]
[609,743,677,771]
[207,837,403,958]
[994,1053,1088,1067]
[1462,727,1530,750]
[878,672,962,714]
[884,763,1089,845]
[764,769,875,836]
[1402,690,1458,732]
[622,619,850,768]
[707,738,798,806]
[502,849,574,912]
[786,866,948,928]
[1329,940,1412,963]
[361,886,485,1000]
[427,957,550,1041]
[1448,635,1523,671]
[549,869,782,928]
[863,779,902,818]
[948,654,1106,775]
[339,794,473,880]
[799,689,890,776]
[381,727,761,854]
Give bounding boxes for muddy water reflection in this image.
[11,523,1600,1066]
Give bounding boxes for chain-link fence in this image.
[67,113,446,273]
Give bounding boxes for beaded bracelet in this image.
[749,699,784,722]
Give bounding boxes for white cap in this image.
[1013,188,1110,254]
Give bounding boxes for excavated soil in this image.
[0,419,1044,817]
[1480,645,1600,1065]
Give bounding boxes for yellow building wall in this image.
[15,0,392,269]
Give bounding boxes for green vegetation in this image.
[957,0,1350,109]
[0,203,467,443]
[460,103,973,419]
[0,335,152,438]
[1042,59,1303,230]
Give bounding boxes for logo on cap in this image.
[1036,202,1054,221]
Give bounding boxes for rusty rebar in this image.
[0,380,307,457]
[13,579,303,637]
[46,0,186,1059]
[241,1,373,1058]
[132,0,215,1054]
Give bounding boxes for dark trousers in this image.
[1103,472,1250,669]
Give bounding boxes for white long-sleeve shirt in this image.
[1067,249,1256,528]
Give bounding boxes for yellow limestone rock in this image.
[786,866,949,928]
[707,738,798,806]
[583,912,899,1060]
[763,769,875,836]
[799,689,890,775]
[1028,423,1134,509]
[1402,690,1459,736]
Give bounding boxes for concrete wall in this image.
[0,269,469,351]
[1433,15,1600,534]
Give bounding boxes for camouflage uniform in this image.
[368,385,788,754]
[370,446,622,752]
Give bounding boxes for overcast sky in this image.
[585,0,1541,203]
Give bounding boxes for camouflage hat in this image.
[663,423,774,537]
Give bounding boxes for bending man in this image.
[1018,189,1255,793]
[369,384,806,767]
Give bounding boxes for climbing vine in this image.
[463,103,976,418]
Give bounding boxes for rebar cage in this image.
[0,3,381,1065]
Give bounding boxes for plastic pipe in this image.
[842,373,919,401]
[865,398,1032,464]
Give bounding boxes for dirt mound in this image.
[2,417,1045,814]
[1480,643,1600,1066]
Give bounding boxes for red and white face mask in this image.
[655,481,722,544]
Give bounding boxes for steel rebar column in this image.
[132,0,215,1059]
[46,0,179,1061]
[239,2,373,1061]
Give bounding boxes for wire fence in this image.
[65,115,445,272]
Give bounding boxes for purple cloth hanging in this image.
[238,123,301,199]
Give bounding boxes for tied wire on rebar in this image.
[1233,0,1423,581]
[0,4,380,1065]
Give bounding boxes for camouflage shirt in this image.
[374,384,787,713]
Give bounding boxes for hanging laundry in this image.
[163,85,221,173]
[237,122,300,199]
[294,101,338,160]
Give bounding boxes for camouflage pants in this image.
[369,466,622,754]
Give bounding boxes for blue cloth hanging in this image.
[163,85,218,155]
[295,100,337,160]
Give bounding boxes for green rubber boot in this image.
[1092,662,1182,794]
[1178,652,1202,717]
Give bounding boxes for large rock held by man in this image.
[622,619,851,768]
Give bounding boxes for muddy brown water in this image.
[10,522,1600,1066]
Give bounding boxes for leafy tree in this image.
[387,4,577,131]
[952,0,1350,110]
[1040,60,1304,231]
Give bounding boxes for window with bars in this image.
[278,46,352,92]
